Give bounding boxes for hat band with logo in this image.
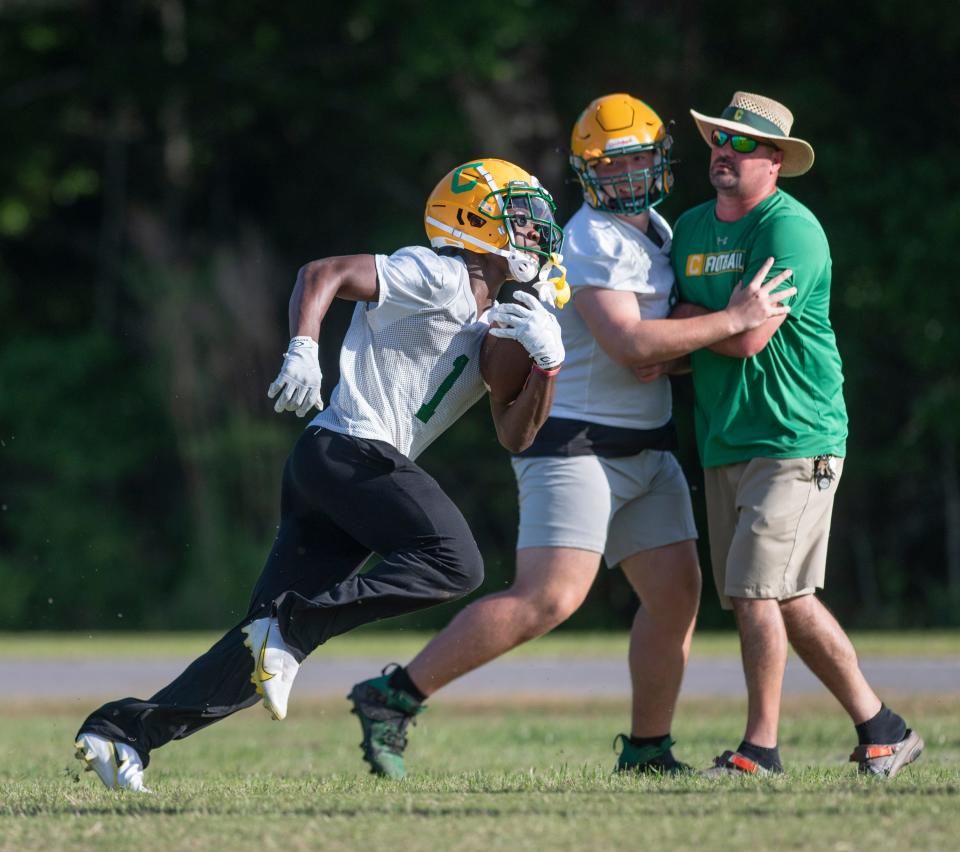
[720,106,786,138]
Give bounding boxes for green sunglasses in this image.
[710,128,777,154]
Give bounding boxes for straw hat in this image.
[690,91,814,177]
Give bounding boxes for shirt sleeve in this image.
[564,219,652,293]
[367,246,462,330]
[565,250,621,289]
[746,216,830,319]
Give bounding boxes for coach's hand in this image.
[488,290,564,371]
[267,336,324,417]
[726,256,796,332]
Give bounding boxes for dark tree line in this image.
[1,0,957,631]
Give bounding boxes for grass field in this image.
[2,628,958,659]
[2,694,957,851]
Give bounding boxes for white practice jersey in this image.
[550,203,675,429]
[312,246,489,460]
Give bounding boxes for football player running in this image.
[73,159,567,791]
[349,95,794,778]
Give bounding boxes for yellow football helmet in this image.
[424,158,564,285]
[570,94,674,215]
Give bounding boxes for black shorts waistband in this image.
[515,416,678,458]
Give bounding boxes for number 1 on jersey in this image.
[416,355,469,423]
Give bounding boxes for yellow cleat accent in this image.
[241,617,298,720]
[257,641,276,682]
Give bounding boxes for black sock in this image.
[737,740,782,772]
[628,734,674,764]
[387,666,427,703]
[629,733,671,749]
[855,704,907,745]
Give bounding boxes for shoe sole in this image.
[700,766,735,779]
[884,730,925,779]
[700,767,776,779]
[242,622,284,721]
[347,687,405,779]
[346,688,379,775]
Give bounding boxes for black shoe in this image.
[347,666,425,779]
[613,734,693,775]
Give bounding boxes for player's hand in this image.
[632,356,689,383]
[488,290,565,370]
[726,257,797,332]
[632,363,668,383]
[267,336,324,417]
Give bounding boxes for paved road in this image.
[2,656,958,700]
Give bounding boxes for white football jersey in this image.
[312,246,489,460]
[549,203,675,429]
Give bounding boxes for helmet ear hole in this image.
[466,212,487,228]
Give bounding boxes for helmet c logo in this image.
[451,162,484,193]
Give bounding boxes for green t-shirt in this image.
[672,189,847,467]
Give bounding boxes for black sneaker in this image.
[613,734,693,775]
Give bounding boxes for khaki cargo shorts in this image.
[704,456,844,610]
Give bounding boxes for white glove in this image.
[267,336,324,417]
[488,290,565,370]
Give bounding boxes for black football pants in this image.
[77,428,484,765]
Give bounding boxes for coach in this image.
[670,91,923,777]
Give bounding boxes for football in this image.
[480,329,532,403]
